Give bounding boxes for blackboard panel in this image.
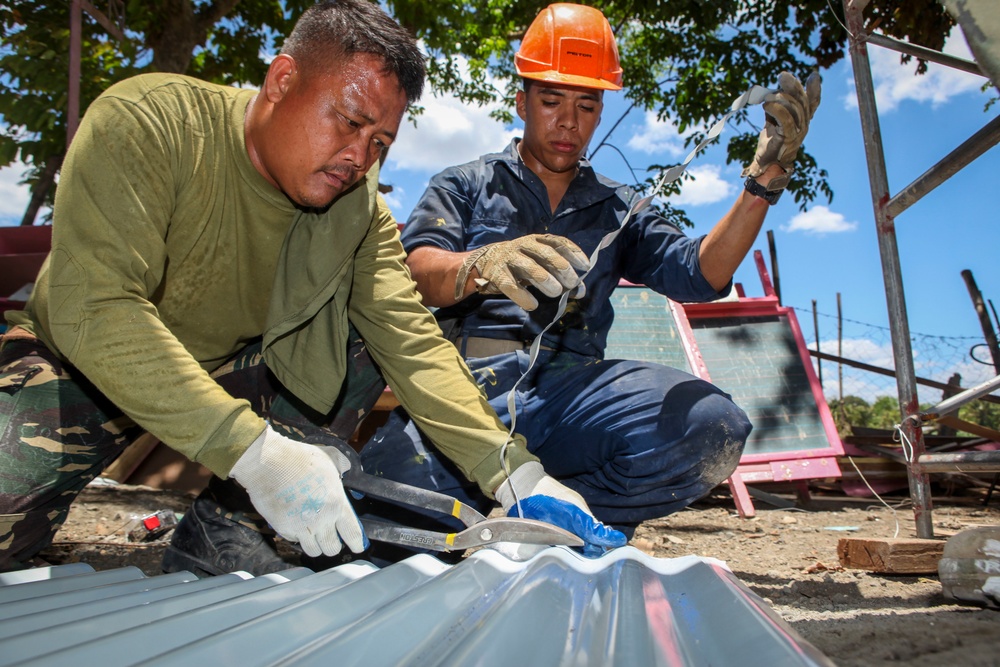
[605,287,691,374]
[689,315,831,457]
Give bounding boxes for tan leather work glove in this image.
[455,234,590,311]
[743,71,822,190]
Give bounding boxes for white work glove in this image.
[229,425,365,558]
[742,71,823,189]
[495,461,627,558]
[455,234,590,311]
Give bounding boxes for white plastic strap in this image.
[892,414,922,464]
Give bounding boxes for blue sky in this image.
[1,31,997,400]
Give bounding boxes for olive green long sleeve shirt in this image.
[7,74,535,495]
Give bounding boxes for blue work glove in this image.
[495,462,627,558]
[506,494,627,557]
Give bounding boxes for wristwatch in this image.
[744,175,786,205]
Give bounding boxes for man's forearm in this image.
[698,163,784,291]
[406,245,478,307]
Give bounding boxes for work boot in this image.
[938,526,1000,609]
[162,482,291,578]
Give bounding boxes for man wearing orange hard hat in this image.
[357,3,821,556]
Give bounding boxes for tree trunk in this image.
[147,0,243,74]
[20,154,63,226]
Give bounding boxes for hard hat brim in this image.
[520,70,622,91]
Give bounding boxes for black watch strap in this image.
[744,176,783,205]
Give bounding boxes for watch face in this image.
[764,171,793,191]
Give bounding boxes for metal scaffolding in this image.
[842,0,1000,538]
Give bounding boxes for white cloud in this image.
[821,371,893,405]
[0,162,34,226]
[626,111,705,158]
[664,164,733,206]
[814,337,899,402]
[844,33,985,112]
[835,337,897,368]
[386,91,519,175]
[783,205,857,235]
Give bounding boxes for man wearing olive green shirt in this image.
[0,0,624,575]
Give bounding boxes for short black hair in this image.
[281,0,425,104]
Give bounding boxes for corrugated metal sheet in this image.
[0,546,834,666]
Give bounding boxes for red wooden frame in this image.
[622,250,844,517]
[667,251,843,516]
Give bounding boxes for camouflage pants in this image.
[0,327,386,571]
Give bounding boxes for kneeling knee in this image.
[697,403,750,486]
[700,435,745,487]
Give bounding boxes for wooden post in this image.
[766,230,781,304]
[68,0,81,146]
[837,292,843,403]
[812,299,822,386]
[67,0,126,148]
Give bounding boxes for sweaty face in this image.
[259,54,408,209]
[515,83,603,179]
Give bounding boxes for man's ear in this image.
[262,54,297,103]
[515,89,527,122]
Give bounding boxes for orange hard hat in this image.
[515,3,623,91]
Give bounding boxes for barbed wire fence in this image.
[790,305,998,409]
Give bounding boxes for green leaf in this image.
[0,0,960,214]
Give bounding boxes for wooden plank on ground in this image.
[837,537,946,574]
[126,443,211,495]
[102,432,160,483]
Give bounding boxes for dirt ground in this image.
[34,479,1000,667]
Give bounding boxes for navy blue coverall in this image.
[359,140,751,541]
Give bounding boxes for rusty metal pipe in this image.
[866,32,984,77]
[887,115,1000,218]
[918,451,1000,473]
[843,0,934,538]
[922,373,1000,420]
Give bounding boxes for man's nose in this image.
[557,107,579,130]
[341,136,373,169]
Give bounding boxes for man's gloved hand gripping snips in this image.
[229,425,367,558]
[496,461,627,557]
[455,234,590,311]
[743,71,823,189]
